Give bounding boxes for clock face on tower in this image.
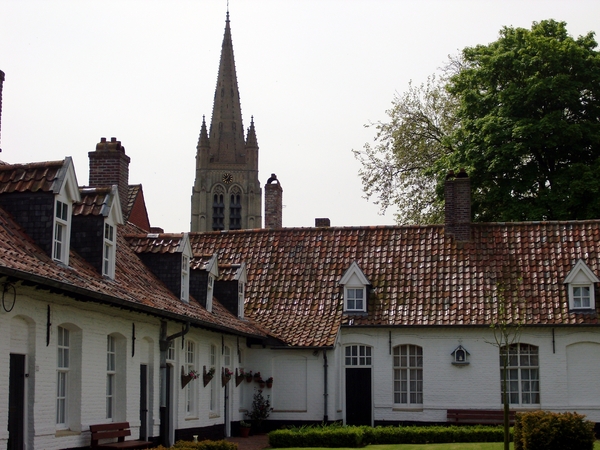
[222,173,233,184]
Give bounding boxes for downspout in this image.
[323,350,329,423]
[159,321,190,446]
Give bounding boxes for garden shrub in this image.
[154,439,238,450]
[269,423,508,447]
[514,411,595,450]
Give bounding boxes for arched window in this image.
[212,193,225,230]
[500,343,540,405]
[230,193,241,230]
[393,345,423,405]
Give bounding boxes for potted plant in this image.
[239,420,251,438]
[245,388,273,433]
[181,366,200,389]
[235,368,245,387]
[203,366,215,387]
[266,377,273,389]
[222,367,233,386]
[245,370,253,382]
[253,371,261,381]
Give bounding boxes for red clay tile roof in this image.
[73,187,113,216]
[0,160,65,194]
[125,233,184,254]
[189,221,600,347]
[0,207,265,339]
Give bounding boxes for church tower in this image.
[191,12,262,232]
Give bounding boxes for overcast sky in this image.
[1,0,599,232]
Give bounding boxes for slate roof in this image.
[189,221,600,347]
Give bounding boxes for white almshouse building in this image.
[1,12,600,450]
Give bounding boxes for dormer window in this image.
[346,287,365,311]
[53,199,70,264]
[564,259,599,311]
[181,255,190,303]
[207,274,214,312]
[238,282,245,318]
[103,223,115,278]
[340,262,370,313]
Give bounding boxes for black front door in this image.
[8,354,26,450]
[140,365,148,440]
[345,367,371,426]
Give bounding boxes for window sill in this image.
[185,416,199,421]
[55,429,80,437]
[392,406,424,412]
[209,412,220,419]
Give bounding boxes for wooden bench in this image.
[89,422,152,449]
[447,409,515,425]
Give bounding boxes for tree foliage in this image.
[353,73,459,224]
[357,20,600,223]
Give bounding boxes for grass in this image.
[273,443,600,450]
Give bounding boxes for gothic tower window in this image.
[212,192,225,231]
[230,189,242,230]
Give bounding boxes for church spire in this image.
[209,11,246,164]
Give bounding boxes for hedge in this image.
[269,424,508,448]
[514,411,595,450]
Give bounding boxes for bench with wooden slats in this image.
[447,409,515,425]
[89,422,152,449]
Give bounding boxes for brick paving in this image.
[227,434,270,450]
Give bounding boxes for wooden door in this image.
[345,367,372,426]
[8,354,26,450]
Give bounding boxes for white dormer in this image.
[564,259,599,311]
[179,234,193,303]
[339,261,370,313]
[52,157,81,265]
[205,253,219,312]
[234,263,247,319]
[102,186,124,279]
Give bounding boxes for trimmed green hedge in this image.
[154,439,238,450]
[514,411,595,450]
[269,424,508,448]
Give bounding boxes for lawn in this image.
[274,443,600,450]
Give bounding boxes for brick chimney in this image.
[444,169,471,241]
[264,173,283,229]
[88,137,130,215]
[0,70,4,153]
[315,218,330,227]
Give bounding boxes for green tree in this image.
[357,20,600,224]
[448,19,600,221]
[353,72,459,224]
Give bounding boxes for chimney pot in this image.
[315,218,331,227]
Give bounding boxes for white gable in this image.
[339,261,370,286]
[563,259,599,284]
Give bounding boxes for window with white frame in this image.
[186,340,196,416]
[56,326,70,427]
[224,345,231,368]
[167,340,175,362]
[207,275,214,312]
[393,345,423,405]
[345,345,372,366]
[340,262,369,313]
[106,335,116,420]
[345,287,365,311]
[181,255,190,303]
[210,343,219,413]
[53,199,70,263]
[238,282,245,318]
[103,222,115,278]
[500,343,540,405]
[564,259,598,310]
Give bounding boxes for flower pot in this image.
[259,382,266,389]
[181,375,193,389]
[222,375,231,387]
[240,426,251,438]
[245,375,253,383]
[266,381,273,389]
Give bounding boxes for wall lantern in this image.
[451,345,470,366]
